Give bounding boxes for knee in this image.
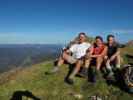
[62,52,68,58]
[97,57,103,62]
[85,57,91,62]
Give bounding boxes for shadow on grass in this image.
[10,90,41,100]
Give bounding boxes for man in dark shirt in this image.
[105,34,121,77]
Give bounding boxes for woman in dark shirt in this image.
[105,35,121,77]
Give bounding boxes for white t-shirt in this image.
[69,42,91,59]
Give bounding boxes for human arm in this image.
[90,46,107,58]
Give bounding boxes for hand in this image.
[90,55,98,58]
[85,53,90,59]
[104,56,108,60]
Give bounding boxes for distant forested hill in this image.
[0,44,62,73]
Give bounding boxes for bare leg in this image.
[115,55,121,69]
[65,60,83,84]
[57,56,64,67]
[105,59,114,77]
[106,60,112,70]
[96,57,103,70]
[109,54,121,69]
[84,57,91,69]
[57,52,71,67]
[50,52,70,73]
[69,60,83,79]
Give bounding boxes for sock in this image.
[109,71,114,76]
[116,64,120,69]
[106,63,114,77]
[106,63,112,72]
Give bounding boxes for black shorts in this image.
[90,58,97,65]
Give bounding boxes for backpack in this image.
[123,64,133,93]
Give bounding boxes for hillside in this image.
[0,46,133,100]
[126,40,133,46]
[0,44,61,73]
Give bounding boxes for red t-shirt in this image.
[93,44,105,55]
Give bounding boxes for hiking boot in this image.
[91,74,96,83]
[88,67,97,83]
[66,78,74,85]
[107,71,114,77]
[106,71,115,81]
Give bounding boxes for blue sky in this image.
[0,0,133,44]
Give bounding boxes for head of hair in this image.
[95,36,103,42]
[78,32,87,37]
[107,34,115,41]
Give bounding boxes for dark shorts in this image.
[91,58,97,65]
[90,58,105,67]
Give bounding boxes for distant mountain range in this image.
[0,44,62,73]
[0,38,132,73]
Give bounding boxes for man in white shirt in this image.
[50,32,91,84]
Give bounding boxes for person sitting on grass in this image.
[104,34,121,78]
[49,32,91,84]
[84,36,107,83]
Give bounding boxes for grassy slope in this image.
[0,47,133,100]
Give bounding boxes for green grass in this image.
[0,46,133,100]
